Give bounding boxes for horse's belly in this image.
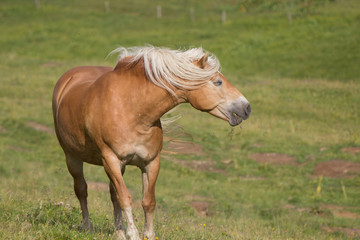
[82,156,103,166]
[57,133,104,166]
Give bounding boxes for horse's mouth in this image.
[229,112,243,126]
[208,103,249,127]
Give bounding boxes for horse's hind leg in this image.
[65,155,93,231]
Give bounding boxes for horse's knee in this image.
[142,197,156,212]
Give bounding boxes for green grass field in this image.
[1,0,359,239]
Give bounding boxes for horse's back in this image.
[52,66,112,113]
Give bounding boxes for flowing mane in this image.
[110,46,221,94]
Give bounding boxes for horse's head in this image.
[186,53,251,126]
[110,46,250,126]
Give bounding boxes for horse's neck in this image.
[113,63,185,127]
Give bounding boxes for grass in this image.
[1,0,359,239]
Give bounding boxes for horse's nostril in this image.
[245,104,251,117]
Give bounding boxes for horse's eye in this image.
[213,79,222,87]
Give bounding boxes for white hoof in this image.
[143,231,156,240]
[126,228,141,240]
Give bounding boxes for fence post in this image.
[35,0,40,9]
[190,7,194,22]
[157,5,162,18]
[287,11,292,24]
[221,10,226,24]
[287,1,294,24]
[104,1,110,13]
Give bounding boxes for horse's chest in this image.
[98,121,163,165]
[133,144,156,160]
[114,133,162,165]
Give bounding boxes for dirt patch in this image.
[26,121,54,134]
[313,160,360,178]
[332,210,360,219]
[168,158,226,175]
[284,204,360,220]
[342,147,360,154]
[282,204,308,213]
[87,182,109,191]
[163,140,204,156]
[282,205,329,217]
[251,153,298,166]
[322,226,360,238]
[189,201,210,217]
[324,204,360,219]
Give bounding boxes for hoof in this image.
[126,228,141,240]
[143,231,156,240]
[82,221,94,233]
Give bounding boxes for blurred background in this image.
[1,0,359,239]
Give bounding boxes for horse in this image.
[52,46,251,240]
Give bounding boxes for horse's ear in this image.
[198,52,209,69]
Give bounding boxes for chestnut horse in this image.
[52,46,251,240]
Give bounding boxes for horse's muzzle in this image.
[228,97,251,126]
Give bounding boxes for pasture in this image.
[1,0,359,239]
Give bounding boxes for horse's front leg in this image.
[141,153,160,240]
[109,179,126,239]
[102,149,140,240]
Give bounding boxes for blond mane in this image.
[110,46,221,95]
